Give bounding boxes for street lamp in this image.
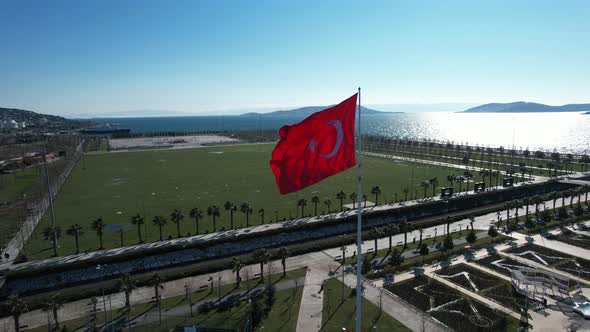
[96,264,109,331]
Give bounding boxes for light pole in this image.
[96,264,109,331]
[217,273,222,300]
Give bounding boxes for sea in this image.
[90,112,590,154]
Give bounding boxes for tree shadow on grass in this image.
[319,302,344,331]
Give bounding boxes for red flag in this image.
[270,93,358,194]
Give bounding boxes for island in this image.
[241,105,399,117]
[461,102,590,113]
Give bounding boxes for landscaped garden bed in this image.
[506,243,590,280]
[436,263,523,313]
[553,228,590,251]
[386,276,519,331]
[474,254,530,277]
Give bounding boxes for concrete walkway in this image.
[296,266,332,332]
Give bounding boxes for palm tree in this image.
[253,248,270,281]
[463,172,473,192]
[533,196,543,216]
[151,216,167,241]
[336,191,346,211]
[7,294,27,332]
[418,228,424,247]
[207,205,221,231]
[522,197,531,220]
[349,193,358,209]
[456,176,465,192]
[43,293,64,330]
[311,195,320,216]
[385,224,398,252]
[224,201,236,229]
[371,186,382,205]
[488,225,499,244]
[278,247,289,276]
[362,194,368,207]
[66,224,83,254]
[429,177,439,197]
[119,274,136,311]
[513,200,522,222]
[504,202,512,229]
[369,228,381,254]
[324,199,332,213]
[399,218,410,249]
[91,217,106,250]
[189,208,203,234]
[549,191,559,211]
[42,225,61,256]
[170,209,184,238]
[150,273,164,304]
[468,215,475,230]
[447,174,455,188]
[419,243,429,264]
[150,272,164,324]
[297,198,307,217]
[420,181,430,198]
[258,208,265,224]
[130,213,145,243]
[239,203,252,227]
[231,257,242,285]
[402,188,409,201]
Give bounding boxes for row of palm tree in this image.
[6,293,64,332]
[6,244,294,331]
[231,247,290,286]
[499,186,590,230]
[364,135,590,174]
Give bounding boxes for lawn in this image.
[0,166,43,247]
[321,278,410,331]
[24,143,469,259]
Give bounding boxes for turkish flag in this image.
[270,93,358,194]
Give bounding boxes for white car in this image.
[573,302,590,319]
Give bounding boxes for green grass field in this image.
[24,143,479,259]
[321,278,411,331]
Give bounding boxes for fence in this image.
[2,141,84,263]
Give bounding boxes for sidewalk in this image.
[296,265,333,332]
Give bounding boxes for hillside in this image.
[241,105,396,117]
[462,102,590,113]
[0,107,87,131]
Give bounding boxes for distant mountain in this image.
[368,103,478,113]
[0,107,87,130]
[462,102,590,113]
[67,109,197,118]
[241,105,397,117]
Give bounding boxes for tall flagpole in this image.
[355,87,363,331]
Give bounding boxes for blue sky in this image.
[1,0,589,116]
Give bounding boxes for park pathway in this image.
[295,265,333,332]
